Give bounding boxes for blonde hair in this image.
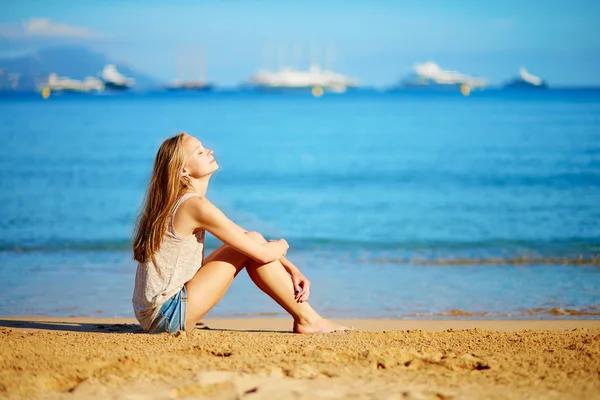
[133,132,191,263]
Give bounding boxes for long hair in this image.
[133,132,191,263]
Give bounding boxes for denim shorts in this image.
[148,286,188,334]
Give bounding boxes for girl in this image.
[132,132,350,334]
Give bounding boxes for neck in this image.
[188,175,211,196]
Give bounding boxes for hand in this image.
[268,239,308,302]
[290,269,311,303]
[279,238,289,257]
[269,239,288,257]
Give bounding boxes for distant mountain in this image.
[0,47,159,91]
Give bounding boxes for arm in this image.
[237,229,299,274]
[279,256,299,275]
[188,196,288,264]
[238,229,311,303]
[280,256,311,303]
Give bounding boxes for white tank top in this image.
[132,193,205,331]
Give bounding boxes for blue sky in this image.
[1,0,599,86]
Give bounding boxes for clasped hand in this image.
[268,239,311,303]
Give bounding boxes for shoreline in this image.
[2,316,600,333]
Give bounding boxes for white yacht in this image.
[45,73,104,92]
[101,64,134,90]
[250,44,358,92]
[504,67,548,89]
[251,64,358,92]
[400,62,488,90]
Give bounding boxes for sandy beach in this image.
[1,318,599,399]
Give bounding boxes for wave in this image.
[1,237,598,266]
[215,170,600,190]
[402,306,600,318]
[0,239,134,253]
[209,306,600,319]
[373,256,600,266]
[289,236,600,252]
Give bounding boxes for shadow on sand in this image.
[0,319,290,334]
[0,319,145,334]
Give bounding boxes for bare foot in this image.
[293,317,353,334]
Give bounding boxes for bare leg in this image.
[245,257,350,333]
[184,244,247,331]
[185,238,350,333]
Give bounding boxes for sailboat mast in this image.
[293,43,301,70]
[189,50,195,85]
[177,47,183,83]
[277,44,285,70]
[199,45,205,84]
[325,44,335,71]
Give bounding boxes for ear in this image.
[181,167,189,177]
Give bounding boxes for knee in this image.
[245,231,267,244]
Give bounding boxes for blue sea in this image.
[1,90,599,319]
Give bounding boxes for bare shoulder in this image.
[180,195,220,222]
[184,194,210,207]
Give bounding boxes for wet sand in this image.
[1,317,599,399]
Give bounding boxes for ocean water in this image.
[1,90,599,319]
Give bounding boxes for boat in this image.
[250,64,358,93]
[503,67,548,89]
[166,81,214,92]
[165,47,214,92]
[101,64,134,90]
[249,44,358,93]
[44,73,104,92]
[397,62,488,91]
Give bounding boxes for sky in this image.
[0,0,599,86]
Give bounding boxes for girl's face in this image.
[181,134,218,178]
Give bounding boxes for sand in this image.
[1,318,599,400]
